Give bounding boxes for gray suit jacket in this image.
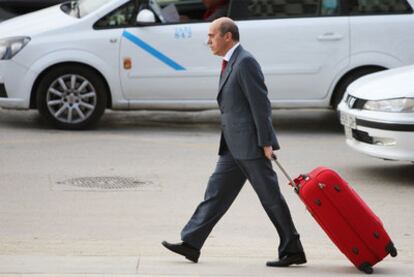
[217,45,280,160]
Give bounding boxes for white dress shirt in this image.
[223,42,240,62]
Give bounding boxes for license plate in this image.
[340,112,356,129]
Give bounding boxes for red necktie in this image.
[221,60,228,74]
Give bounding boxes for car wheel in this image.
[36,65,107,130]
[332,67,385,109]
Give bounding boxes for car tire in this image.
[332,67,385,109]
[36,65,108,130]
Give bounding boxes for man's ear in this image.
[224,32,232,41]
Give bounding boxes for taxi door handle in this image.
[317,32,343,41]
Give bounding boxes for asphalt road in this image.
[0,108,413,276]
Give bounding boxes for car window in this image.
[63,0,116,18]
[0,7,15,21]
[348,0,413,15]
[78,0,116,17]
[147,0,223,24]
[95,1,139,28]
[229,0,340,20]
[159,0,207,21]
[95,0,208,28]
[0,0,66,15]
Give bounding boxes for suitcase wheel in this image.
[386,242,398,257]
[359,262,373,274]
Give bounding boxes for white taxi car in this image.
[338,65,414,162]
[1,0,414,129]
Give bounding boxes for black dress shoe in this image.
[266,253,307,267]
[162,241,200,263]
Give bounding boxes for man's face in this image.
[207,23,229,56]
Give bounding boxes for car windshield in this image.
[64,0,115,18]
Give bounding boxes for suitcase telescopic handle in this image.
[271,154,300,193]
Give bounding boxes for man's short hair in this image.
[219,20,240,41]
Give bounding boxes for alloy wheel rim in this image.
[46,74,97,124]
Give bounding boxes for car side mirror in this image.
[136,9,156,24]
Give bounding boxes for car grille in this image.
[352,129,374,144]
[345,95,366,109]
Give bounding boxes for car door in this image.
[120,0,221,102]
[229,0,350,104]
[347,0,414,67]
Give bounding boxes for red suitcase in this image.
[273,159,397,274]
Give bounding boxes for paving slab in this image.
[0,256,412,277]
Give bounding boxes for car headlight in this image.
[363,98,414,112]
[0,37,31,60]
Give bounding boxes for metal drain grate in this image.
[55,176,159,191]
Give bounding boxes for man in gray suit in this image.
[162,17,306,267]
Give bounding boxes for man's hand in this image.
[263,146,275,160]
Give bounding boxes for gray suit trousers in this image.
[181,150,304,258]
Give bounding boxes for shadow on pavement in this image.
[99,109,343,135]
[303,264,401,275]
[348,164,414,187]
[0,110,51,130]
[272,109,342,134]
[0,108,348,135]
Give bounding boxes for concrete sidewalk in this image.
[0,255,412,276]
[1,109,413,277]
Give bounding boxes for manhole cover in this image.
[55,176,160,191]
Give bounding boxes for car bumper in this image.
[0,60,33,109]
[338,101,414,162]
